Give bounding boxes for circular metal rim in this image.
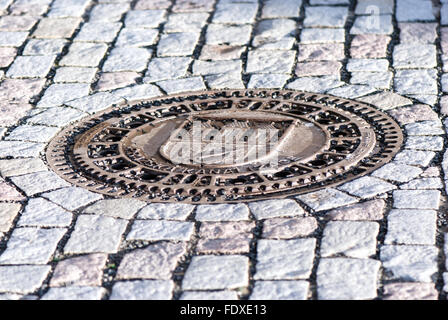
[46,89,404,204]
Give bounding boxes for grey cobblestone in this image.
[126,220,194,241]
[42,186,103,211]
[248,199,304,219]
[42,287,106,300]
[0,265,50,294]
[196,204,249,221]
[0,158,47,177]
[103,47,151,72]
[180,291,238,300]
[18,198,72,227]
[250,281,309,300]
[110,280,173,300]
[393,190,440,210]
[297,188,358,212]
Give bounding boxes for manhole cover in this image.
[47,89,403,203]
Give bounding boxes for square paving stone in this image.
[172,0,215,12]
[6,125,60,143]
[60,43,108,67]
[180,291,238,300]
[205,24,252,45]
[262,0,302,18]
[320,221,379,258]
[193,60,242,76]
[350,35,390,59]
[83,199,146,219]
[124,9,166,28]
[199,221,254,239]
[18,198,72,228]
[248,74,290,89]
[372,162,422,183]
[350,15,393,35]
[385,209,437,245]
[350,72,392,90]
[0,265,50,294]
[50,254,107,287]
[127,220,194,241]
[33,17,81,39]
[195,203,249,221]
[326,199,386,221]
[23,39,66,55]
[304,6,348,27]
[196,238,251,254]
[42,187,103,211]
[66,92,125,114]
[250,281,309,300]
[338,176,396,199]
[6,55,55,78]
[405,136,444,152]
[0,15,37,31]
[394,150,435,167]
[54,67,97,83]
[380,245,438,282]
[137,203,195,220]
[213,2,258,24]
[262,217,318,239]
[103,47,151,72]
[246,50,295,73]
[115,28,158,47]
[399,23,437,44]
[96,71,139,91]
[300,28,345,43]
[200,45,245,61]
[182,255,249,290]
[157,32,200,56]
[75,22,122,42]
[317,258,380,300]
[393,44,437,69]
[64,215,128,254]
[89,3,130,22]
[286,75,344,93]
[0,227,66,264]
[145,57,190,82]
[0,203,21,233]
[394,69,438,95]
[110,280,173,300]
[116,242,186,280]
[37,83,90,108]
[41,287,106,300]
[254,239,316,280]
[396,0,435,22]
[27,107,88,127]
[383,282,438,300]
[355,0,394,15]
[164,12,209,33]
[297,188,358,212]
[297,43,345,61]
[48,0,90,18]
[10,171,70,196]
[0,140,45,158]
[248,199,304,219]
[401,178,443,190]
[0,31,28,46]
[393,190,440,209]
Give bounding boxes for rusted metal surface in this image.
[46,89,403,203]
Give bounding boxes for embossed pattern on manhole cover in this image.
[46,89,403,203]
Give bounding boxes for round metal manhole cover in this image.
[46,89,403,204]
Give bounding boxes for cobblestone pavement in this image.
[0,0,448,300]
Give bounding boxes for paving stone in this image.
[206,24,252,46]
[383,283,438,300]
[295,61,342,77]
[115,28,158,47]
[37,83,90,108]
[33,17,81,39]
[350,71,392,89]
[421,167,440,178]
[117,242,186,280]
[350,15,393,35]
[10,171,70,196]
[385,209,436,245]
[103,47,151,72]
[338,176,396,198]
[248,74,290,88]
[23,39,66,55]
[321,221,379,258]
[0,78,45,103]
[400,178,443,190]
[134,0,172,10]
[254,239,316,280]
[396,0,435,22]
[42,187,103,211]
[380,245,438,282]
[199,221,254,239]
[0,31,28,46]
[297,188,358,212]
[248,199,304,219]
[262,0,301,18]
[0,47,16,67]
[286,75,344,93]
[157,32,199,57]
[27,107,88,127]
[326,199,386,221]
[127,220,194,241]
[0,179,25,201]
[110,280,173,300]
[399,23,437,43]
[372,163,422,183]
[196,238,251,254]
[304,6,348,27]
[200,45,245,61]
[64,215,128,254]
[405,121,444,136]
[172,0,214,12]
[54,67,97,83]
[41,287,106,300]
[250,281,308,300]
[0,15,37,31]
[124,9,166,28]
[394,150,435,167]
[50,254,107,287]
[111,83,161,101]
[180,291,238,300]
[18,198,72,227]
[0,158,47,177]
[89,3,130,22]
[252,19,296,47]
[144,57,190,82]
[300,28,345,43]
[0,265,50,294]
[164,12,209,33]
[246,50,295,74]
[205,72,244,89]
[47,0,90,18]
[297,43,345,61]
[182,255,249,290]
[347,59,389,72]
[193,60,242,76]
[350,34,390,58]
[195,203,249,221]
[0,203,21,232]
[445,273,448,293]
[137,203,195,220]
[407,94,438,105]
[262,217,318,239]
[6,55,55,78]
[255,37,295,50]
[394,70,438,95]
[6,125,60,143]
[60,43,108,67]
[213,2,258,24]
[355,0,394,15]
[393,44,437,69]
[310,0,349,3]
[0,141,45,158]
[83,199,146,219]
[75,22,122,42]
[326,84,376,99]
[393,190,440,210]
[96,72,139,91]
[405,136,444,151]
[0,227,66,264]
[317,258,380,300]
